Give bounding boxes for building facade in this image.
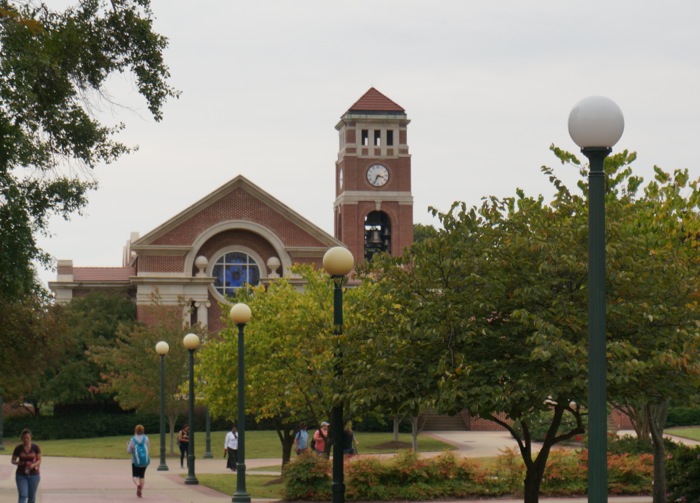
[50,88,414,332]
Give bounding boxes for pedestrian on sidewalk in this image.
[127,424,150,498]
[177,424,190,468]
[11,428,42,503]
[294,423,309,455]
[224,424,239,471]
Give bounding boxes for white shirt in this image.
[224,431,238,450]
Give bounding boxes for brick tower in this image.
[333,88,413,264]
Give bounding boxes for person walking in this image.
[294,423,309,455]
[313,422,329,456]
[127,424,150,498]
[224,425,239,471]
[177,424,190,468]
[343,422,360,456]
[11,428,42,503]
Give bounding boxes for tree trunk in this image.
[410,416,419,451]
[646,401,670,503]
[393,416,401,442]
[277,428,295,466]
[523,463,545,503]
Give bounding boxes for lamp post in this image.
[155,341,170,471]
[568,95,624,503]
[183,332,201,485]
[230,302,252,503]
[0,391,5,451]
[204,407,213,458]
[322,246,355,503]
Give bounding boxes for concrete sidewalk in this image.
[0,430,675,502]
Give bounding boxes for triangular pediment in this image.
[132,175,341,250]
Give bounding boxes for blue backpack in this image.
[132,436,150,467]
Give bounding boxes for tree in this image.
[0,293,62,413]
[89,301,194,453]
[0,0,178,299]
[198,265,338,465]
[592,161,700,503]
[35,291,137,407]
[344,267,440,450]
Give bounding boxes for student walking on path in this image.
[126,424,150,498]
[10,428,42,503]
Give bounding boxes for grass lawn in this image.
[37,431,452,459]
[196,473,284,499]
[666,426,700,442]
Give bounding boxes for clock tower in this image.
[334,88,413,263]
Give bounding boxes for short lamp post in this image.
[183,333,201,485]
[568,95,624,503]
[155,341,170,471]
[0,389,5,451]
[322,246,355,503]
[230,302,252,503]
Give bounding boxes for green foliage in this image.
[283,451,331,500]
[4,412,160,440]
[34,292,137,407]
[667,406,700,427]
[282,449,653,500]
[88,298,196,438]
[199,265,337,463]
[0,0,178,299]
[667,444,700,503]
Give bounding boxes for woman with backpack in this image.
[127,424,150,498]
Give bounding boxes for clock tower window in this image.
[361,129,369,146]
[386,130,394,146]
[364,210,391,261]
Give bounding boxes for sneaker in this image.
[137,487,142,497]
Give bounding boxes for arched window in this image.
[211,251,261,297]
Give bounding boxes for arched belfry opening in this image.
[364,211,391,261]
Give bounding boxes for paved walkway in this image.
[2,430,694,502]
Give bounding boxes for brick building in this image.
[49,88,415,333]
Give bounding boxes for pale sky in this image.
[37,0,700,286]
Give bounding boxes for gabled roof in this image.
[131,175,341,249]
[347,87,405,114]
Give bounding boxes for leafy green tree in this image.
[345,268,439,450]
[0,293,61,413]
[0,0,178,300]
[89,301,194,453]
[358,147,700,502]
[198,265,337,465]
[34,292,137,407]
[592,162,700,503]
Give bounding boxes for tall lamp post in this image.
[322,246,355,503]
[230,303,252,503]
[155,341,170,471]
[183,333,201,485]
[568,95,624,503]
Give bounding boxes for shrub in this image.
[666,406,700,427]
[283,451,331,501]
[4,412,161,440]
[667,444,700,503]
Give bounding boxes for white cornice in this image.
[333,191,413,207]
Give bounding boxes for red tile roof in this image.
[73,267,135,282]
[348,87,405,113]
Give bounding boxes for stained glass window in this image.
[212,251,261,297]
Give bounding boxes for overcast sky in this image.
[37,0,700,286]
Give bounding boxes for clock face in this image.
[339,167,343,190]
[367,164,389,187]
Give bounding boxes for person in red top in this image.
[313,422,330,457]
[11,428,42,503]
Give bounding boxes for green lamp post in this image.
[322,246,355,503]
[230,302,252,503]
[183,332,201,485]
[568,95,624,503]
[155,341,170,471]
